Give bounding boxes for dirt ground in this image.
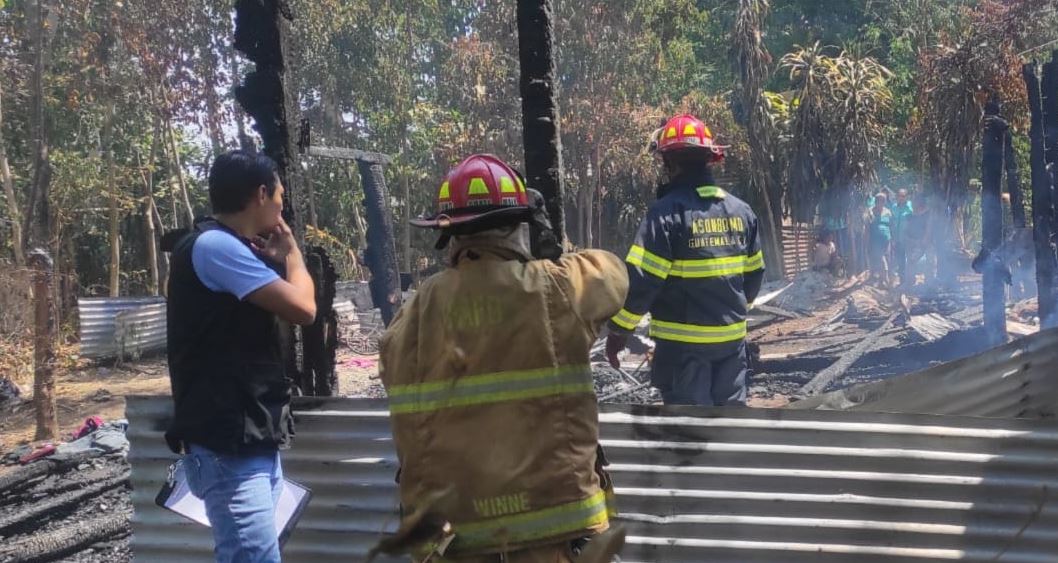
[0,348,388,457]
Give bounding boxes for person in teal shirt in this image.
[868,192,893,286]
[890,189,914,286]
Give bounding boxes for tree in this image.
[733,0,784,278]
[782,43,893,224]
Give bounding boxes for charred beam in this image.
[1024,61,1058,328]
[981,104,1007,345]
[303,248,338,396]
[356,160,402,326]
[234,0,313,390]
[517,0,565,243]
[307,146,392,165]
[233,0,304,235]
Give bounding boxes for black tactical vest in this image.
[165,219,293,454]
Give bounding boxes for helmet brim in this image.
[411,205,531,232]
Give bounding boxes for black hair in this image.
[208,150,281,214]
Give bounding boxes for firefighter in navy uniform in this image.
[606,114,764,406]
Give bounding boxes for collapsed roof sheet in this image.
[789,328,1058,419]
[128,397,1058,562]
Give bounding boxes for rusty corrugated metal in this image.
[114,303,168,359]
[78,297,166,359]
[789,328,1058,419]
[128,396,1058,562]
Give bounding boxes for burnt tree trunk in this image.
[29,250,57,440]
[1024,62,1058,328]
[356,159,402,326]
[233,0,304,237]
[0,72,24,266]
[981,108,1007,346]
[302,248,338,396]
[234,0,310,389]
[517,0,565,243]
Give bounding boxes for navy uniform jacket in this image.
[609,172,764,353]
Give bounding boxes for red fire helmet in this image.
[410,154,531,231]
[654,114,727,162]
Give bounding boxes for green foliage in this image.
[1,0,1056,298]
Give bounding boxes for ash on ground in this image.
[0,453,131,563]
[592,363,660,404]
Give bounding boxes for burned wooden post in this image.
[1024,61,1058,328]
[517,0,565,243]
[357,158,403,326]
[981,102,1007,345]
[233,0,317,390]
[28,249,57,440]
[233,0,305,235]
[301,144,400,327]
[302,248,338,396]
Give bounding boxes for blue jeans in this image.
[185,444,284,563]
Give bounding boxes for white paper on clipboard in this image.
[156,459,311,545]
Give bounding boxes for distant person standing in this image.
[811,229,841,276]
[890,189,914,286]
[165,150,316,563]
[867,192,893,286]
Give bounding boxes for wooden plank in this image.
[307,145,392,164]
[799,312,900,396]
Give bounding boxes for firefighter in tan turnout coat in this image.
[380,154,629,562]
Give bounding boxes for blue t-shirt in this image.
[191,230,280,300]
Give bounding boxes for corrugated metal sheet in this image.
[782,223,815,278]
[335,281,373,311]
[128,397,1058,562]
[790,328,1058,419]
[114,303,168,359]
[79,297,166,359]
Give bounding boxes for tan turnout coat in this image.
[380,245,628,556]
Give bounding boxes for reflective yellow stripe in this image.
[696,186,727,199]
[499,176,517,193]
[455,491,609,550]
[626,245,671,279]
[468,177,490,196]
[611,308,643,331]
[745,251,764,272]
[387,365,593,414]
[670,255,746,279]
[649,319,747,344]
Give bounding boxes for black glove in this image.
[526,188,563,261]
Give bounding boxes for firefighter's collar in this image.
[696,185,726,199]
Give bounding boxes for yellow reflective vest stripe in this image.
[744,250,764,273]
[669,254,747,279]
[610,308,644,331]
[387,365,594,414]
[649,319,748,344]
[454,491,610,550]
[626,245,671,279]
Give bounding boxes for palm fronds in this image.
[781,43,893,222]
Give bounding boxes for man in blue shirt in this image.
[166,150,316,563]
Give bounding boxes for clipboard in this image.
[155,458,312,547]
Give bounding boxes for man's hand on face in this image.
[252,218,299,263]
